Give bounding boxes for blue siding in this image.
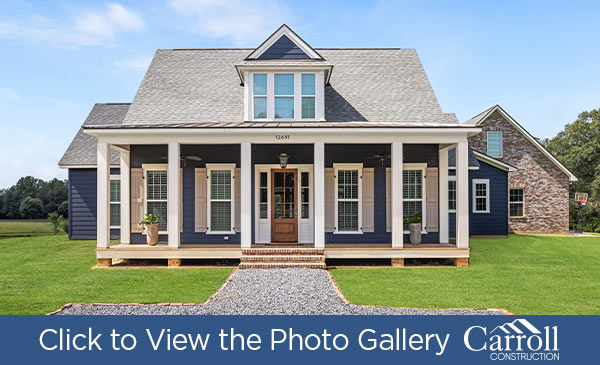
[257,35,310,60]
[130,144,241,244]
[449,160,508,236]
[68,168,119,240]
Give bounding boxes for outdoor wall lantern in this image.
[279,153,289,168]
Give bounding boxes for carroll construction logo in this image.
[464,319,559,360]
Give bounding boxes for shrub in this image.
[48,212,65,234]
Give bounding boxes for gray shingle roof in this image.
[58,103,129,167]
[119,48,457,126]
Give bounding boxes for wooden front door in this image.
[271,169,298,243]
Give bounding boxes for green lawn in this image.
[0,235,233,314]
[0,219,55,238]
[331,235,600,315]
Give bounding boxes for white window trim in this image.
[448,175,456,214]
[109,174,121,229]
[487,131,503,158]
[472,178,490,214]
[249,71,319,122]
[509,187,526,218]
[142,164,168,234]
[334,163,363,234]
[206,164,236,235]
[402,163,427,234]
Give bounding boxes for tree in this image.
[57,200,69,217]
[544,109,600,232]
[19,196,44,219]
[48,211,65,234]
[0,176,67,219]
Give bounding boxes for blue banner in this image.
[0,315,596,364]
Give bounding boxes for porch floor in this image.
[99,242,467,260]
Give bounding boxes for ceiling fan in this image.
[161,153,202,166]
[367,146,391,166]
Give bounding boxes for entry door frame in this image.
[270,168,298,243]
[254,164,314,244]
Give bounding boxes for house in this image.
[465,105,577,233]
[58,25,574,268]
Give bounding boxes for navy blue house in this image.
[59,25,518,266]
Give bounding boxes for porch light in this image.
[279,153,289,168]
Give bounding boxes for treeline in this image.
[544,109,600,232]
[0,176,68,219]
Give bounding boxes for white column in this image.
[391,141,404,248]
[313,141,325,248]
[97,142,110,249]
[168,142,180,248]
[119,149,131,244]
[456,140,470,248]
[439,148,449,244]
[240,142,252,248]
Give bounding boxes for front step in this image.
[239,262,326,269]
[239,248,326,269]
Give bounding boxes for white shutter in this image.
[234,168,241,232]
[194,168,207,232]
[362,168,375,232]
[426,167,439,232]
[324,168,335,232]
[386,168,391,232]
[130,168,144,233]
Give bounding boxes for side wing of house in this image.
[466,105,576,233]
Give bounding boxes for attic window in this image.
[249,72,321,121]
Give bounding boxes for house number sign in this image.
[275,135,290,141]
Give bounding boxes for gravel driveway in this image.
[54,268,505,315]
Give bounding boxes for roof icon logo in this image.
[489,319,542,335]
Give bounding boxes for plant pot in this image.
[146,224,159,246]
[409,223,422,244]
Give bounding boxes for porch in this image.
[90,126,477,265]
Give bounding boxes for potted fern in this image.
[140,213,160,246]
[404,212,422,244]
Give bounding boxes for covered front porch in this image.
[90,126,477,266]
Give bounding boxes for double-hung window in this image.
[403,167,425,231]
[274,74,294,119]
[472,179,490,213]
[334,164,362,233]
[253,73,267,119]
[207,165,235,234]
[301,74,315,118]
[146,169,168,232]
[509,188,524,217]
[487,131,503,158]
[448,176,456,213]
[109,176,120,228]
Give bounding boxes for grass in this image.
[0,235,233,314]
[331,235,600,315]
[0,219,55,238]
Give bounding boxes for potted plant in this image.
[140,213,160,246]
[404,212,422,244]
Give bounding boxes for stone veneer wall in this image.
[468,110,570,232]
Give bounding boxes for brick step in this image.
[239,262,326,269]
[240,255,325,263]
[242,248,324,256]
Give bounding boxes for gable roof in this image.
[245,24,323,60]
[58,103,129,167]
[115,48,457,127]
[464,104,577,181]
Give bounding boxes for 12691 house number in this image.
[275,135,290,140]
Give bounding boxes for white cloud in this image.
[114,55,153,71]
[169,0,290,45]
[0,3,144,47]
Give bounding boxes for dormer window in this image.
[274,74,294,118]
[301,74,315,118]
[253,74,267,119]
[246,71,324,121]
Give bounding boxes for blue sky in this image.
[1,0,599,188]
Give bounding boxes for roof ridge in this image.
[162,47,412,51]
[96,102,131,105]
